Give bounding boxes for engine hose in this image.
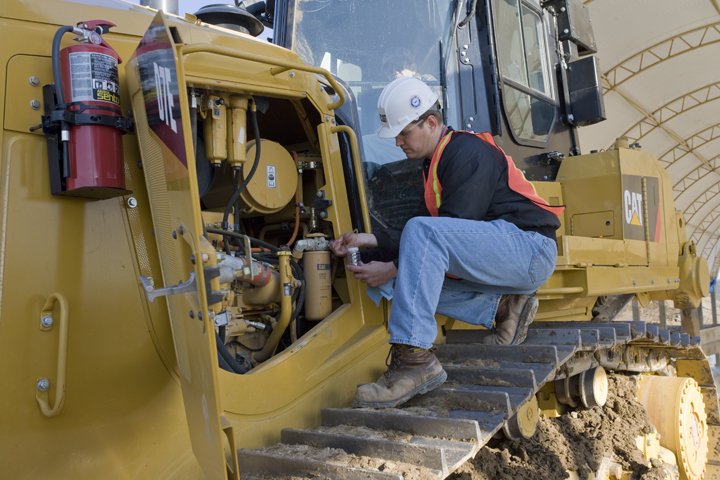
[217,346,235,372]
[206,228,281,253]
[222,168,242,232]
[215,332,250,373]
[288,258,306,337]
[221,100,262,231]
[252,252,293,363]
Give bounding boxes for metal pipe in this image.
[252,251,293,363]
[140,0,179,14]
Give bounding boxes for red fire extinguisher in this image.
[43,20,131,199]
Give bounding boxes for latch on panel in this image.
[140,272,197,302]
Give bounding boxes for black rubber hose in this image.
[215,333,249,373]
[52,26,74,106]
[52,25,75,178]
[206,228,281,253]
[288,258,306,335]
[217,346,235,372]
[221,101,262,231]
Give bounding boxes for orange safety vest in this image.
[423,131,565,218]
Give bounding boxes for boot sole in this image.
[352,369,448,409]
[510,297,538,345]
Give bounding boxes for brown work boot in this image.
[482,294,538,345]
[353,344,447,408]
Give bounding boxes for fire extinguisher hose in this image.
[51,25,75,106]
[51,25,75,177]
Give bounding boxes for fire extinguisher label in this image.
[69,52,120,105]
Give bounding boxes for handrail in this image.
[331,125,372,232]
[180,44,345,111]
[36,293,69,417]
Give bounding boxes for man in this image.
[330,76,562,409]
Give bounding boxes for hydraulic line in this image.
[252,251,293,363]
[222,99,261,232]
[222,100,261,253]
[215,332,250,373]
[207,228,280,253]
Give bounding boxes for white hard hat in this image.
[376,77,438,138]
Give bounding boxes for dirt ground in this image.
[447,374,674,480]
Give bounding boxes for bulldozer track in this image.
[239,322,720,479]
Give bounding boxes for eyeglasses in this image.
[395,117,426,141]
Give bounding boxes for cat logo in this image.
[624,190,643,226]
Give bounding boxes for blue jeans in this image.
[389,217,557,349]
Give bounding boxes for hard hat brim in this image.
[376,122,407,139]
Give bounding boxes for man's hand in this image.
[347,261,397,287]
[329,232,378,257]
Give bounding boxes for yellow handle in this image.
[36,293,69,417]
[331,125,372,233]
[181,44,346,111]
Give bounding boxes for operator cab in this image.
[269,0,604,233]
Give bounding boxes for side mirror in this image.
[566,56,605,126]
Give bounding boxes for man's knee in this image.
[402,217,436,239]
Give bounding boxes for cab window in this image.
[495,0,556,144]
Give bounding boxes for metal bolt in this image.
[190,255,196,264]
[197,311,203,320]
[468,116,474,122]
[36,378,50,392]
[30,99,41,110]
[563,28,570,34]
[462,44,469,49]
[560,6,566,12]
[466,123,472,128]
[28,76,40,87]
[289,71,296,78]
[172,230,177,239]
[178,225,185,235]
[189,310,195,319]
[126,197,138,208]
[40,315,54,329]
[201,253,209,263]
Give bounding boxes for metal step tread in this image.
[237,323,711,479]
[238,444,420,480]
[281,425,473,473]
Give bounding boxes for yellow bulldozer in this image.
[0,0,716,478]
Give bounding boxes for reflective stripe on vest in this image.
[422,131,565,218]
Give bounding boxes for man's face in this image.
[395,115,438,160]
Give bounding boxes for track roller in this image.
[555,366,608,409]
[503,394,539,440]
[636,375,708,480]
